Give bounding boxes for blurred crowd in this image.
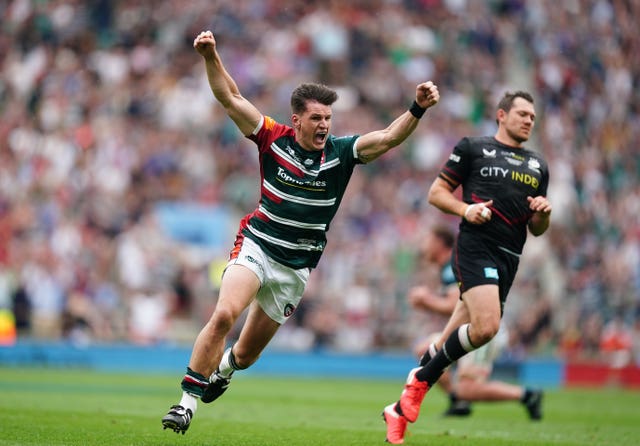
[1,0,638,366]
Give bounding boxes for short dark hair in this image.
[497,90,534,114]
[431,224,455,249]
[290,83,338,114]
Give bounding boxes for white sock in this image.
[180,391,198,414]
[216,347,235,379]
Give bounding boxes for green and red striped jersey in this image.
[236,115,362,269]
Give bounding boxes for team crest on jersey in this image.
[527,158,541,173]
[304,158,314,166]
[482,148,496,158]
[284,303,296,318]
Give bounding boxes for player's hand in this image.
[527,196,552,215]
[194,30,216,59]
[463,200,493,224]
[408,286,433,309]
[415,81,439,109]
[527,195,551,236]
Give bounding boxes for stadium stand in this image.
[0,1,638,373]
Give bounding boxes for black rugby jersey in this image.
[439,136,549,255]
[237,115,361,269]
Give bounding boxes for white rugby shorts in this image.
[226,237,310,324]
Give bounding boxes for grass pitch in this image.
[0,366,638,445]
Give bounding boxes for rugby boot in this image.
[162,405,192,434]
[382,403,407,444]
[201,370,232,403]
[398,367,429,423]
[523,389,543,420]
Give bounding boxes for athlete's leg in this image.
[209,254,308,383]
[417,302,469,366]
[415,333,453,393]
[456,377,524,401]
[200,276,284,404]
[231,299,281,368]
[455,363,522,401]
[462,284,501,347]
[433,300,470,351]
[413,337,432,363]
[396,285,500,422]
[163,265,260,433]
[416,305,473,417]
[189,265,260,379]
[415,284,500,385]
[454,362,543,419]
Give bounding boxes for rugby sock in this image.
[180,367,209,398]
[416,324,476,386]
[419,342,438,366]
[216,346,245,379]
[180,391,198,415]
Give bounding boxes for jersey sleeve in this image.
[247,115,293,154]
[334,135,362,167]
[538,159,550,197]
[438,137,471,188]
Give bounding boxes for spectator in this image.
[0,0,638,363]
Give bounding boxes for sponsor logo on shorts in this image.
[484,267,499,279]
[284,303,296,318]
[243,255,264,274]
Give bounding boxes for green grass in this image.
[0,367,638,445]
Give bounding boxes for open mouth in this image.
[314,132,327,145]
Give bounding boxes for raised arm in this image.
[193,30,262,136]
[356,82,439,163]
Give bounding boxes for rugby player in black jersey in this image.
[383,91,551,444]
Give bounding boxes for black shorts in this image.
[452,231,520,313]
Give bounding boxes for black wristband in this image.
[409,100,427,119]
